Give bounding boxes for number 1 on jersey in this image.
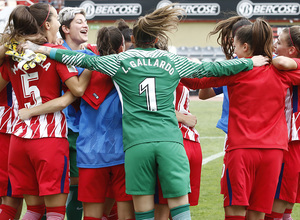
[139,78,157,111]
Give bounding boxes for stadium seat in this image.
[177,46,189,56]
[214,47,225,59]
[189,46,202,59]
[201,46,215,60]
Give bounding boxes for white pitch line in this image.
[202,151,225,165]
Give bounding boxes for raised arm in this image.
[272,56,298,70]
[18,91,76,120]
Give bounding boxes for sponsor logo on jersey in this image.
[237,0,300,18]
[80,1,142,19]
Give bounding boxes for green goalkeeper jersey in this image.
[51,47,253,150]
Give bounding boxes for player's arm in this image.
[198,88,216,100]
[64,69,92,97]
[0,64,9,91]
[199,86,223,100]
[178,55,269,78]
[18,91,76,121]
[22,41,117,77]
[176,111,197,128]
[273,56,298,70]
[0,45,8,66]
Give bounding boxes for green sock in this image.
[170,204,191,220]
[135,209,154,220]
[66,185,83,220]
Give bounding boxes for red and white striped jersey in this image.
[0,44,78,139]
[290,86,300,141]
[175,82,200,143]
[283,58,300,142]
[0,83,17,134]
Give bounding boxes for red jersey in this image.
[0,65,15,134]
[1,44,78,139]
[175,82,200,143]
[289,85,300,141]
[181,59,300,151]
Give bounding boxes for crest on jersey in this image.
[67,65,77,72]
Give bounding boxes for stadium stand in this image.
[176,46,225,62]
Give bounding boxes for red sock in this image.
[225,216,246,220]
[84,217,101,220]
[46,206,66,215]
[265,211,284,219]
[284,209,292,214]
[0,204,17,220]
[46,206,66,220]
[25,204,46,220]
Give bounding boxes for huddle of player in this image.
[0,2,298,220]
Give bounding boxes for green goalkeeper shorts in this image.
[125,141,190,198]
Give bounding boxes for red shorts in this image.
[106,180,114,199]
[296,177,300,203]
[8,135,70,196]
[0,133,16,197]
[155,139,202,206]
[275,141,300,203]
[78,164,132,203]
[221,148,283,214]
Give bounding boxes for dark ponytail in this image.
[235,18,273,61]
[96,26,123,56]
[208,15,251,59]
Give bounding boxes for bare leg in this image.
[167,195,189,210]
[1,196,23,219]
[271,199,289,213]
[286,202,294,210]
[117,200,135,220]
[83,202,105,218]
[1,196,22,210]
[225,205,246,217]
[44,193,68,208]
[247,210,265,220]
[154,204,169,220]
[24,195,44,207]
[132,195,154,212]
[103,198,115,217]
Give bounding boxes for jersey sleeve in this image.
[86,44,99,55]
[181,75,232,89]
[50,48,119,77]
[175,55,253,78]
[285,58,300,85]
[294,58,300,70]
[55,61,78,83]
